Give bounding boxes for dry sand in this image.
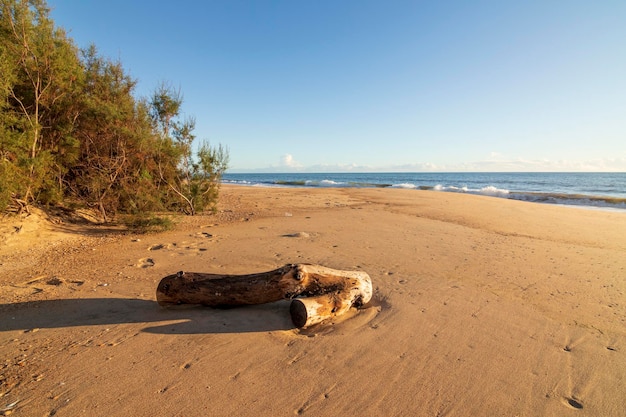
[1,185,625,416]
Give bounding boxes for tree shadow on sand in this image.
[0,298,296,335]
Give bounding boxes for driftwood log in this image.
[156,264,372,328]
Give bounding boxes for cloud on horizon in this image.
[279,154,302,169]
[228,155,626,173]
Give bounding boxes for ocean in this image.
[222,172,626,211]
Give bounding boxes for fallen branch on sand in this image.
[156,264,372,328]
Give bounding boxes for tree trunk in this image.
[156,264,372,327]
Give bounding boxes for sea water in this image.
[222,172,626,211]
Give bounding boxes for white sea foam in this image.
[222,179,255,186]
[302,179,345,187]
[319,179,343,186]
[479,186,510,197]
[391,183,417,189]
[433,184,465,192]
[433,184,510,197]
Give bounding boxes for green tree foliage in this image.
[0,0,83,206]
[194,141,229,214]
[66,46,153,221]
[149,84,229,215]
[0,0,228,218]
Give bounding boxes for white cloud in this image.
[280,154,303,169]
[488,152,505,160]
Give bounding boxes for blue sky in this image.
[50,1,626,172]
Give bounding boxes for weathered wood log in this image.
[288,265,373,327]
[156,264,372,327]
[290,292,358,328]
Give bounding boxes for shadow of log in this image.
[0,298,295,335]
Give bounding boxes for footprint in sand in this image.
[165,241,208,256]
[564,397,583,410]
[136,258,155,268]
[283,232,311,238]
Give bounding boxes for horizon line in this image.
[225,170,625,174]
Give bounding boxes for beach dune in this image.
[1,185,624,416]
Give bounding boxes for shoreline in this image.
[1,185,625,416]
[223,181,626,213]
[222,172,626,212]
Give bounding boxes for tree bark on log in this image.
[156,264,372,327]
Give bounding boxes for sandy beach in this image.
[1,185,625,416]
